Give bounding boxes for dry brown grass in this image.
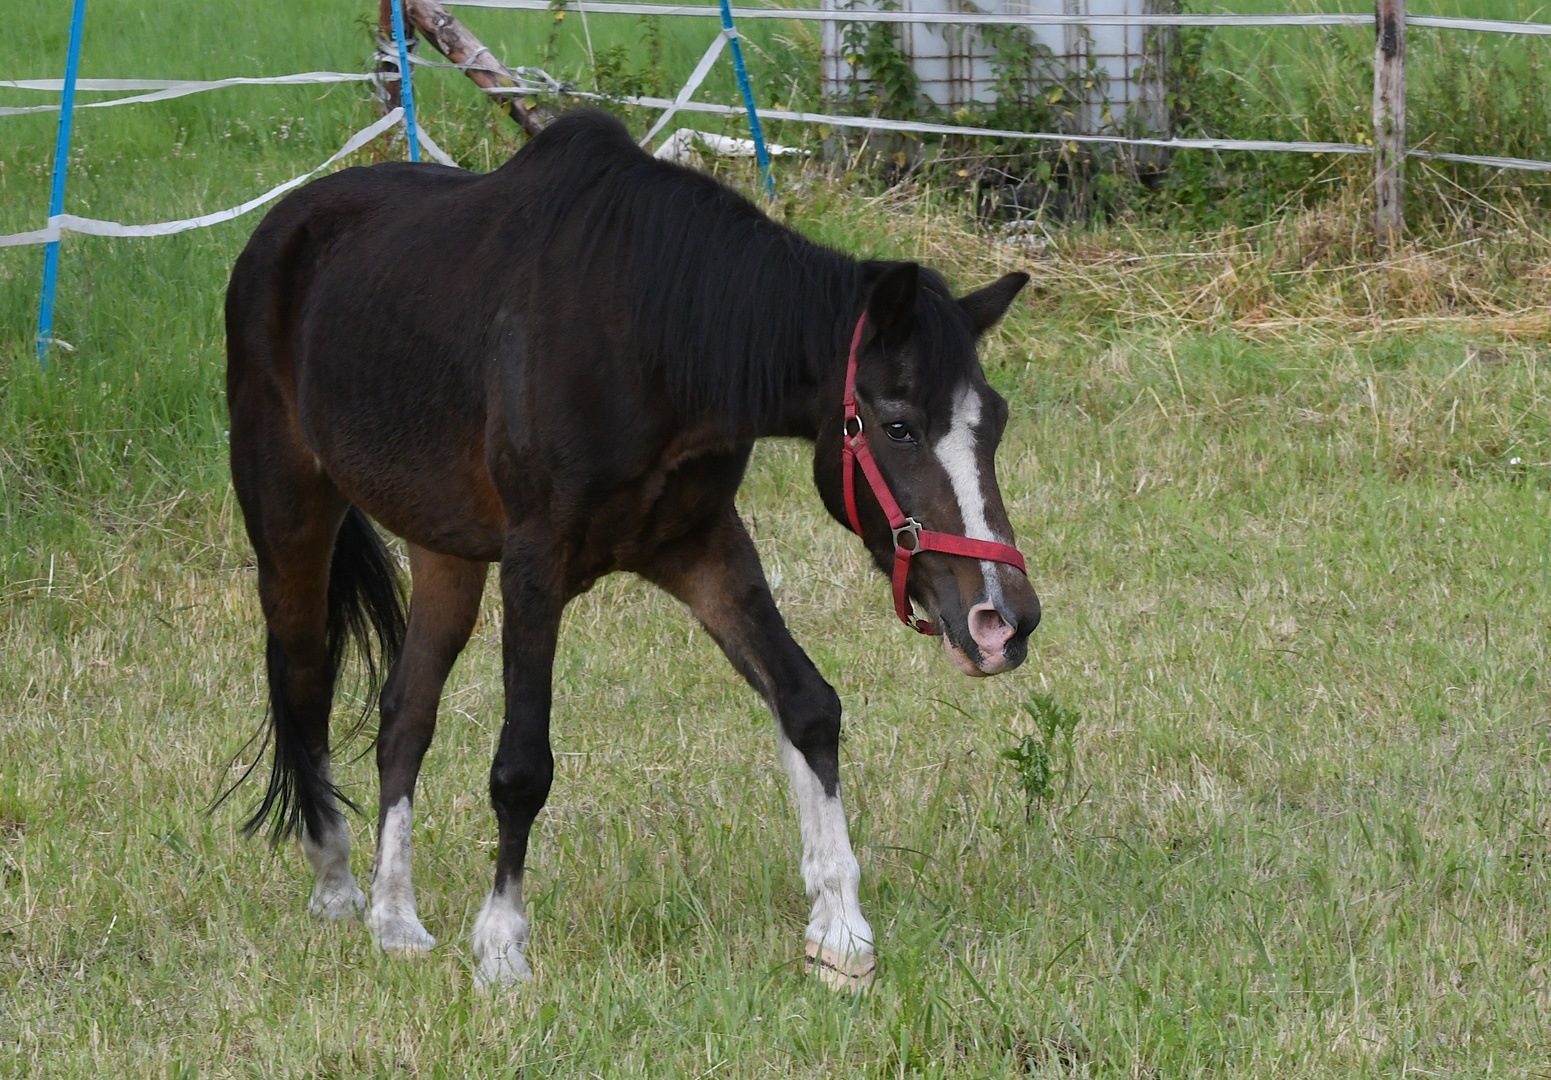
[806,175,1551,344]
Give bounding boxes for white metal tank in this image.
[821,0,1171,135]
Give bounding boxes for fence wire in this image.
[446,1,1551,37]
[7,4,1551,250]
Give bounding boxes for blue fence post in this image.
[389,0,420,161]
[717,0,774,201]
[36,0,89,368]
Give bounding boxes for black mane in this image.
[510,110,977,429]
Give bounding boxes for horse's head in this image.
[815,262,1040,677]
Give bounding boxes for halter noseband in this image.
[840,313,1029,636]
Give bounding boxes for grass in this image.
[4,2,1551,1077]
[1155,0,1551,222]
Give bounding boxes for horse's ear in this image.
[959,272,1030,337]
[865,262,920,340]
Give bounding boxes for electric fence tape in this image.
[8,4,1551,255]
[0,109,407,248]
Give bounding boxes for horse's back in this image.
[227,160,477,391]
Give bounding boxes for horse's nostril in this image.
[968,603,1015,652]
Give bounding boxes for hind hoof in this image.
[806,940,876,992]
[372,915,436,955]
[308,880,366,922]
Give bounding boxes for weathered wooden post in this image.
[401,0,545,137]
[377,0,412,112]
[1373,0,1406,248]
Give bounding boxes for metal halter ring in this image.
[843,415,864,439]
[892,518,923,552]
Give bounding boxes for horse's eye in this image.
[883,421,914,444]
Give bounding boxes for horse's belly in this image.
[341,447,506,562]
[296,370,506,562]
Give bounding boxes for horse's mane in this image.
[508,110,976,430]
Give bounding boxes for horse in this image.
[224,109,1040,990]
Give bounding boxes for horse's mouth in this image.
[942,631,1023,677]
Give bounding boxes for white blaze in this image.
[933,383,1004,605]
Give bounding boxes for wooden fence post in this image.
[403,0,545,137]
[1373,0,1406,248]
[377,0,410,112]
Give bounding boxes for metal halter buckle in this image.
[892,518,923,552]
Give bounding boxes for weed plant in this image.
[1002,694,1083,821]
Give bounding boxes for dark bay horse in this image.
[224,110,1039,990]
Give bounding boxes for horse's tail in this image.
[229,506,407,845]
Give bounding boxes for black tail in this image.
[221,507,407,845]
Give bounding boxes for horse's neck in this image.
[752,323,849,442]
[757,388,826,440]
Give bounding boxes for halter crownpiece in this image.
[840,313,1029,636]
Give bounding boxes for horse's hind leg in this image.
[369,545,487,954]
[239,473,364,917]
[232,393,407,923]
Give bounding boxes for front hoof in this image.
[806,940,877,992]
[474,943,533,990]
[372,915,437,955]
[308,880,366,922]
[471,886,531,990]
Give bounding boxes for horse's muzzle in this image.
[944,588,1040,677]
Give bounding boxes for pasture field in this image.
[4,2,1551,1077]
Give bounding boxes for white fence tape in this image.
[1409,149,1551,173]
[0,72,380,117]
[376,41,564,92]
[415,121,460,167]
[547,88,1373,155]
[0,109,404,248]
[0,75,375,91]
[1410,15,1551,36]
[639,30,729,147]
[4,5,1548,250]
[446,1,1551,36]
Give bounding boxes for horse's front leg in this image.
[472,529,562,988]
[644,511,876,991]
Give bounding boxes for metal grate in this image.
[822,0,1171,134]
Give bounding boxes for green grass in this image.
[1160,0,1551,221]
[4,3,1551,1077]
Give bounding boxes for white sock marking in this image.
[934,383,1006,608]
[301,757,365,920]
[780,736,873,961]
[369,797,436,953]
[472,880,532,988]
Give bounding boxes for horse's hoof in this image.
[372,916,437,955]
[308,880,366,921]
[474,946,533,991]
[806,940,877,992]
[471,887,531,990]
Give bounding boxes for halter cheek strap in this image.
[840,313,1029,635]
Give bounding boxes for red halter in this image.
[840,314,1029,635]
